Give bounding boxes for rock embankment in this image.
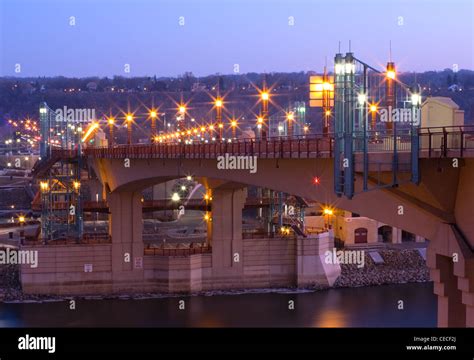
[333,249,429,288]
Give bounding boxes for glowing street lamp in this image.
[385,62,396,130]
[323,207,334,229]
[214,98,223,139]
[107,117,115,146]
[370,104,378,132]
[230,119,237,139]
[287,112,295,137]
[126,114,134,145]
[150,110,158,140]
[386,69,396,80]
[171,192,180,202]
[40,181,49,192]
[411,93,422,106]
[73,181,81,191]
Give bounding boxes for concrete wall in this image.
[21,234,340,295]
[21,244,113,294]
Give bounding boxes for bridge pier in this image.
[107,191,145,291]
[208,187,246,288]
[429,228,474,327]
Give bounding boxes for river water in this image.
[0,282,435,327]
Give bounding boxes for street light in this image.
[286,112,294,137]
[107,117,115,146]
[150,110,158,140]
[369,104,378,133]
[40,181,49,192]
[126,114,133,145]
[214,99,223,139]
[171,192,180,202]
[230,119,237,139]
[323,207,333,229]
[386,69,396,80]
[411,93,422,106]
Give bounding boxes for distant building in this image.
[421,96,465,151]
[421,96,464,128]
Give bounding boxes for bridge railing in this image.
[84,134,335,159]
[418,125,474,158]
[77,125,474,159]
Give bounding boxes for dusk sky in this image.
[1,0,473,77]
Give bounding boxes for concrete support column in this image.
[108,191,144,289]
[458,273,474,327]
[210,188,247,274]
[296,231,341,286]
[431,254,466,327]
[392,227,402,244]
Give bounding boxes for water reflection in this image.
[0,283,436,327]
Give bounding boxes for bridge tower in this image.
[333,52,421,199]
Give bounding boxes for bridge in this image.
[23,52,474,327]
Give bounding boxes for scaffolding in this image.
[37,102,83,241]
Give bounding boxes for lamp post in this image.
[126,114,133,145]
[323,208,333,230]
[230,119,237,140]
[287,112,294,137]
[370,104,377,138]
[179,105,186,131]
[257,116,263,139]
[107,117,115,146]
[261,91,269,139]
[215,99,223,139]
[150,110,157,141]
[385,62,396,131]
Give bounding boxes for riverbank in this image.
[0,248,429,303]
